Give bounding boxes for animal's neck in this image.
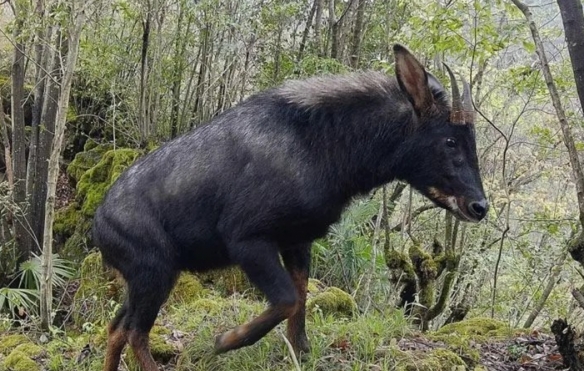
[310,102,412,199]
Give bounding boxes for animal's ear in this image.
[393,44,434,113]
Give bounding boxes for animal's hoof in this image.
[292,335,311,356]
[214,330,240,354]
[214,333,228,354]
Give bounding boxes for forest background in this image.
[2,0,584,370]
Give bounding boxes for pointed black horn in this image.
[461,78,475,125]
[443,63,463,124]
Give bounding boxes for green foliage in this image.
[0,255,74,317]
[17,254,75,291]
[313,198,379,291]
[72,252,124,326]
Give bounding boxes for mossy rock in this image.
[197,267,257,297]
[53,202,92,261]
[76,148,142,217]
[307,278,324,294]
[427,317,510,365]
[66,142,114,183]
[0,335,30,354]
[436,317,512,338]
[72,252,124,326]
[184,297,226,316]
[2,350,40,371]
[53,202,81,236]
[391,346,466,371]
[307,286,357,317]
[168,273,205,305]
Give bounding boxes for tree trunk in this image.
[314,0,323,55]
[139,1,152,141]
[557,0,584,113]
[31,26,61,256]
[523,252,567,328]
[298,0,317,62]
[350,0,366,68]
[170,1,185,138]
[512,0,584,270]
[27,0,48,253]
[39,7,85,331]
[330,0,357,60]
[10,6,30,264]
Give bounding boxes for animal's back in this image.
[93,92,318,274]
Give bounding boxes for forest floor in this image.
[398,331,565,370]
[0,275,572,371]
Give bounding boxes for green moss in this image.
[385,250,416,281]
[76,148,142,217]
[391,347,466,371]
[307,278,324,294]
[53,202,82,236]
[126,326,176,370]
[0,335,29,354]
[11,343,44,358]
[168,273,205,305]
[307,286,357,317]
[429,348,466,366]
[150,326,176,362]
[436,317,512,338]
[3,350,39,371]
[409,244,437,283]
[427,333,481,365]
[185,298,225,316]
[72,252,124,325]
[67,143,114,183]
[197,267,256,297]
[428,318,507,366]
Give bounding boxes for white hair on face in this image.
[277,71,396,110]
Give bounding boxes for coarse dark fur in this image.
[94,45,487,371]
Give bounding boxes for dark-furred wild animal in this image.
[93,45,488,371]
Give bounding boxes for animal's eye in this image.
[446,138,457,148]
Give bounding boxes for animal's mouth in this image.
[426,187,481,223]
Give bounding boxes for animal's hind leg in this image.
[282,245,311,355]
[214,240,298,354]
[104,299,129,371]
[125,265,177,371]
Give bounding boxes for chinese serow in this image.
[93,45,488,371]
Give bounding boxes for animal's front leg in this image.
[214,239,299,353]
[282,244,311,355]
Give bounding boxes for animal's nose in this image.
[467,199,488,220]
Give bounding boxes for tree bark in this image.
[39,6,85,331]
[27,0,48,254]
[10,4,30,264]
[557,0,584,113]
[314,0,323,55]
[523,252,567,328]
[298,0,318,62]
[170,1,185,138]
[349,0,366,68]
[330,0,356,60]
[139,1,152,141]
[512,0,584,270]
[31,26,61,256]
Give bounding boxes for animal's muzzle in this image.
[466,199,488,221]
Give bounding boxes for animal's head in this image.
[393,44,488,222]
